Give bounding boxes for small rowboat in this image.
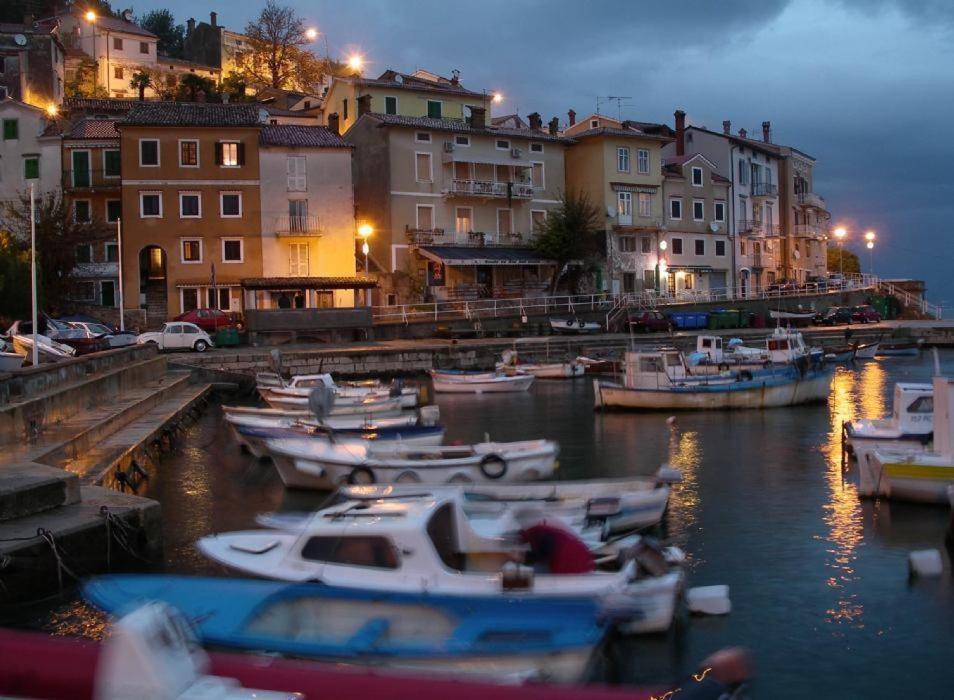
[550,318,602,334]
[430,370,535,394]
[853,341,880,359]
[235,423,446,460]
[876,340,923,357]
[262,391,405,416]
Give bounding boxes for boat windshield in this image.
[427,504,465,571]
[907,396,933,414]
[300,535,400,569]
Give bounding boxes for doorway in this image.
[139,245,167,328]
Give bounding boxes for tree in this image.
[0,230,31,322]
[65,58,108,98]
[140,9,185,58]
[176,73,217,102]
[220,71,254,102]
[240,0,328,92]
[533,191,604,293]
[826,245,860,275]
[130,69,151,100]
[1,193,91,310]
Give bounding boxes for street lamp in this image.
[305,27,318,40]
[492,92,504,104]
[85,10,96,21]
[357,223,373,306]
[656,239,668,295]
[347,54,364,74]
[865,230,876,274]
[833,226,847,275]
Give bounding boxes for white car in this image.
[137,322,214,353]
[68,321,137,348]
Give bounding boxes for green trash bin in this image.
[735,310,750,328]
[214,327,240,347]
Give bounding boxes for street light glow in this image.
[492,92,504,104]
[833,227,847,240]
[866,241,874,250]
[357,223,373,238]
[864,230,876,242]
[45,104,58,117]
[659,240,668,251]
[362,241,370,256]
[85,10,96,21]
[305,27,318,40]
[348,54,364,72]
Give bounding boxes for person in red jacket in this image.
[513,508,595,574]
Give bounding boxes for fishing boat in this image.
[575,356,620,374]
[876,339,923,357]
[429,370,535,394]
[823,346,857,363]
[261,391,405,416]
[549,318,602,334]
[429,368,499,381]
[769,309,816,323]
[0,339,24,372]
[235,424,446,460]
[256,372,419,408]
[853,341,880,359]
[844,382,933,455]
[594,347,831,411]
[84,576,605,683]
[197,492,685,634]
[263,437,558,489]
[498,351,584,380]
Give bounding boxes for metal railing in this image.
[444,180,534,199]
[751,182,778,197]
[796,192,827,210]
[62,169,121,189]
[405,227,534,247]
[739,221,780,237]
[793,224,828,239]
[878,279,943,319]
[275,215,322,235]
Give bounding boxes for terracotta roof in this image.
[260,125,350,148]
[364,113,573,143]
[686,126,782,158]
[263,105,321,117]
[123,103,265,127]
[67,119,120,139]
[240,277,377,289]
[57,11,157,38]
[65,97,140,114]
[349,69,486,98]
[569,125,673,143]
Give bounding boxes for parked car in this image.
[137,322,214,352]
[851,305,882,323]
[814,306,854,326]
[801,276,830,292]
[827,273,846,289]
[173,308,243,333]
[628,311,673,333]
[68,321,137,348]
[766,279,799,294]
[7,317,110,355]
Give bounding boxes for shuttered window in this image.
[287,156,306,191]
[216,142,244,167]
[289,242,309,276]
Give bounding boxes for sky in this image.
[158,0,954,307]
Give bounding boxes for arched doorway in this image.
[139,245,167,329]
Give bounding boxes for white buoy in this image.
[909,549,943,577]
[655,464,683,484]
[687,585,732,615]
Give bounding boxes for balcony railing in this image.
[751,182,778,197]
[613,216,665,230]
[793,224,828,239]
[405,226,533,247]
[274,215,322,236]
[796,192,827,210]
[62,169,121,190]
[738,220,780,237]
[444,180,534,199]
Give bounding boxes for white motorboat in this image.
[260,390,405,416]
[237,424,446,461]
[497,350,584,379]
[224,408,423,431]
[430,370,535,394]
[264,437,558,490]
[844,382,933,455]
[256,372,419,409]
[550,318,602,334]
[197,492,685,635]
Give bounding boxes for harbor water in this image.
[24,351,954,698]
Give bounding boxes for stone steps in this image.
[0,463,80,522]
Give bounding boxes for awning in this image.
[418,246,555,266]
[240,276,377,290]
[175,278,242,288]
[667,265,714,273]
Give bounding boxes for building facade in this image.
[778,146,828,281]
[183,12,248,77]
[0,97,60,210]
[0,18,65,108]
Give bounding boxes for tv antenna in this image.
[597,96,632,122]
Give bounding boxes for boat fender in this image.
[738,370,753,382]
[717,362,730,373]
[346,467,376,485]
[566,319,574,327]
[578,319,586,328]
[479,454,508,480]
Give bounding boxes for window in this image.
[415,152,432,182]
[637,149,649,174]
[222,238,243,262]
[217,141,242,167]
[738,158,749,185]
[71,150,91,186]
[426,100,442,118]
[531,161,545,189]
[287,155,306,191]
[207,288,230,310]
[617,147,630,172]
[454,135,470,146]
[139,192,161,217]
[384,96,397,114]
[3,119,18,140]
[23,157,39,180]
[672,238,683,255]
[106,200,121,223]
[74,200,91,223]
[179,140,199,167]
[619,236,636,252]
[740,241,746,255]
[623,273,636,293]
[638,192,652,217]
[455,207,473,233]
[691,166,703,186]
[416,204,434,230]
[180,290,199,313]
[617,191,632,220]
[714,201,725,222]
[641,236,652,254]
[104,149,121,177]
[301,535,399,569]
[531,209,547,231]
[669,198,682,220]
[179,192,201,218]
[694,239,705,256]
[105,242,119,262]
[113,65,123,80]
[693,199,705,221]
[908,396,934,414]
[342,98,348,120]
[288,242,309,276]
[683,272,695,290]
[495,139,510,150]
[220,192,242,217]
[139,139,159,166]
[415,131,431,143]
[715,240,726,257]
[590,119,598,129]
[113,37,123,50]
[530,142,543,153]
[181,239,202,263]
[75,244,92,263]
[497,208,512,236]
[139,41,149,54]
[72,281,96,301]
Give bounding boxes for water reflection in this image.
[663,428,702,567]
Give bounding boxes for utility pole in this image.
[30,183,38,367]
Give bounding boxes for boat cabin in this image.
[695,336,725,363]
[891,383,934,436]
[621,350,695,389]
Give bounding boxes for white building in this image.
[0,97,61,212]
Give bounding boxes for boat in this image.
[11,333,75,362]
[84,575,605,683]
[859,371,954,504]
[689,329,822,371]
[574,356,620,374]
[430,370,535,394]
[823,346,857,363]
[224,406,427,431]
[549,318,602,334]
[429,368,499,380]
[768,309,816,323]
[235,423,446,460]
[256,372,419,409]
[261,391,405,416]
[264,437,559,489]
[0,339,24,372]
[853,341,880,359]
[497,351,584,379]
[196,491,685,634]
[594,347,832,411]
[844,382,933,456]
[876,339,923,357]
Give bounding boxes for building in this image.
[563,111,674,294]
[0,97,60,211]
[0,17,65,108]
[183,12,249,77]
[346,105,570,304]
[116,102,267,327]
[323,69,492,136]
[253,123,361,309]
[62,117,122,310]
[777,144,829,281]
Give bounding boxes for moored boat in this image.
[844,382,933,455]
[430,370,535,394]
[550,318,602,334]
[235,423,446,460]
[876,339,923,357]
[261,391,405,416]
[853,341,880,359]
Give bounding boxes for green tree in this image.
[533,191,604,293]
[65,58,108,98]
[0,230,32,322]
[239,0,329,93]
[221,71,254,102]
[176,73,218,102]
[130,68,151,100]
[826,245,860,274]
[139,9,185,58]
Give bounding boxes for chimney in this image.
[357,93,371,117]
[468,105,486,127]
[210,11,217,27]
[722,120,731,135]
[187,17,195,35]
[528,112,542,130]
[567,109,576,126]
[548,117,559,136]
[739,128,747,139]
[450,69,460,86]
[327,112,340,135]
[762,120,771,143]
[674,109,686,157]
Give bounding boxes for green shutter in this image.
[24,158,39,179]
[2,119,18,140]
[427,101,441,118]
[105,150,121,177]
[385,96,397,115]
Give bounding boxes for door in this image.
[289,199,308,232]
[100,280,115,307]
[162,324,182,349]
[72,150,91,187]
[289,243,309,276]
[617,192,633,225]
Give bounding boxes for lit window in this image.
[181,239,202,263]
[220,142,240,167]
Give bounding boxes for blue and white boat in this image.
[83,575,605,683]
[234,422,446,460]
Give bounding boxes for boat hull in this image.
[859,451,954,503]
[431,373,535,393]
[0,352,24,372]
[239,425,445,461]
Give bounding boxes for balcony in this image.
[751,182,778,198]
[739,220,781,237]
[62,169,121,191]
[793,224,828,240]
[796,192,827,211]
[444,180,535,200]
[274,215,323,237]
[613,217,664,232]
[405,226,533,247]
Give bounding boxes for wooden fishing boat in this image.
[853,341,880,359]
[235,424,445,460]
[429,370,535,394]
[876,339,923,357]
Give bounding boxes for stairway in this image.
[144,281,168,330]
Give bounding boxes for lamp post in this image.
[357,223,373,306]
[117,218,125,332]
[347,54,364,75]
[29,183,38,367]
[865,230,876,275]
[656,239,668,296]
[833,226,847,275]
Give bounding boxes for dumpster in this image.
[214,327,240,347]
[672,312,710,330]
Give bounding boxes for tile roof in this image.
[122,103,265,127]
[351,69,486,98]
[66,119,120,139]
[57,11,157,38]
[686,126,783,158]
[569,125,674,142]
[364,113,573,143]
[260,125,350,148]
[65,97,140,114]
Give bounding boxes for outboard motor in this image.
[389,378,404,398]
[308,384,335,419]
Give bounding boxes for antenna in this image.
[597,96,632,122]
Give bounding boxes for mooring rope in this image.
[38,528,82,591]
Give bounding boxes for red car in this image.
[173,308,240,332]
[851,305,882,323]
[628,311,674,333]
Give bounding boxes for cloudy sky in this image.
[160,0,954,304]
